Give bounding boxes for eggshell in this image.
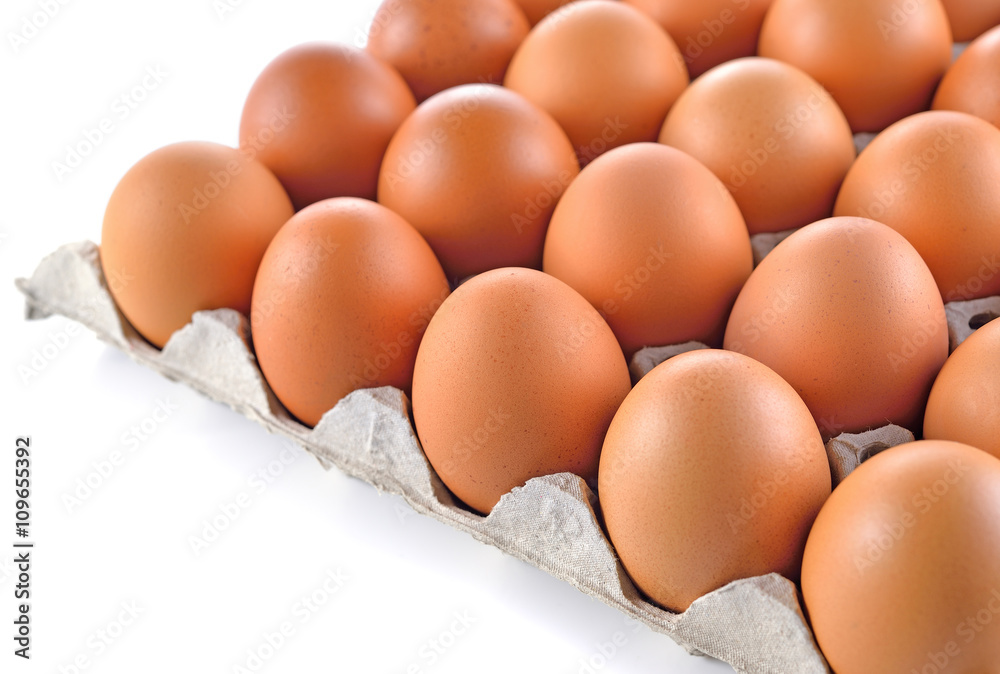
[934,25,1000,130]
[659,57,856,234]
[924,318,1000,459]
[251,198,449,428]
[378,84,579,281]
[366,0,530,103]
[724,217,948,438]
[801,440,1000,674]
[939,0,1000,41]
[759,0,953,132]
[100,141,293,349]
[512,0,577,25]
[412,268,631,514]
[543,143,753,356]
[623,0,773,77]
[239,42,416,210]
[834,110,1000,302]
[599,349,831,613]
[504,0,689,164]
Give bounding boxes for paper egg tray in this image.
[16,240,1000,674]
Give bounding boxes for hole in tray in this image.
[969,312,999,331]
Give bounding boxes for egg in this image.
[239,42,416,210]
[623,0,773,77]
[100,141,293,349]
[934,25,1000,130]
[801,440,1000,674]
[599,349,831,613]
[724,217,948,438]
[504,0,689,165]
[924,318,1000,459]
[834,111,1000,302]
[251,198,449,427]
[378,84,579,281]
[366,0,530,103]
[659,57,855,234]
[412,268,631,514]
[543,143,753,356]
[939,0,1000,42]
[758,0,953,133]
[513,0,578,25]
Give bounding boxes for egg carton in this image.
[16,241,1000,674]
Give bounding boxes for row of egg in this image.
[95,1,1000,672]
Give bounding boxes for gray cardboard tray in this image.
[16,240,1000,673]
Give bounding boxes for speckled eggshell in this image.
[504,0,689,165]
[543,143,753,356]
[411,268,632,515]
[834,111,1000,302]
[251,198,449,428]
[924,318,1000,459]
[759,0,953,132]
[939,0,1000,41]
[239,43,416,210]
[934,25,1000,130]
[623,0,773,77]
[378,84,579,281]
[724,217,949,438]
[599,349,831,613]
[366,0,530,103]
[659,57,856,234]
[100,141,294,349]
[802,440,1000,674]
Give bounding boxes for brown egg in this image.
[100,141,293,349]
[834,111,1000,302]
[939,0,1000,42]
[599,349,831,613]
[724,217,948,438]
[251,198,449,428]
[623,0,773,77]
[924,318,1000,459]
[659,57,855,234]
[513,0,578,25]
[543,143,753,356]
[802,441,1000,674]
[239,42,415,211]
[934,25,1000,130]
[366,0,530,103]
[378,84,579,281]
[412,268,631,514]
[759,0,953,133]
[504,0,689,164]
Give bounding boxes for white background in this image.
[2,1,735,672]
